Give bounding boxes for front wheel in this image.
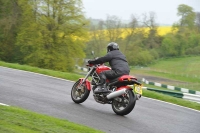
[71,80,90,103]
[112,89,136,116]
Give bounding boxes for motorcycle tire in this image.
[112,89,136,116]
[71,80,90,104]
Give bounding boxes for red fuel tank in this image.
[96,65,111,74]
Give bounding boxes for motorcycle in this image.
[71,58,142,116]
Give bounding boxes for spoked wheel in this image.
[112,89,136,116]
[71,80,90,103]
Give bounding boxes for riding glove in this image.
[88,59,96,64]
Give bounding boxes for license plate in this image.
[134,84,142,95]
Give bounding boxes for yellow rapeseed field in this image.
[69,26,175,41]
[157,26,174,36]
[89,26,174,40]
[120,26,174,38]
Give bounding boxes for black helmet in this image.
[107,42,119,52]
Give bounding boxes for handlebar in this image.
[86,63,103,67]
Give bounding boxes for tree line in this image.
[0,2,200,72]
[85,4,200,66]
[0,0,89,72]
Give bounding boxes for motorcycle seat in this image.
[109,75,120,81]
[107,75,139,86]
[107,77,120,85]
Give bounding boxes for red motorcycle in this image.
[71,63,142,116]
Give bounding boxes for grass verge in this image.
[142,90,200,111]
[0,105,103,133]
[130,56,200,91]
[0,61,83,81]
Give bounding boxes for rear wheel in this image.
[71,80,90,103]
[112,89,136,116]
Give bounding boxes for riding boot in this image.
[94,73,109,93]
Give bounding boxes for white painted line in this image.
[154,82,161,87]
[83,68,88,72]
[196,91,200,95]
[167,85,175,90]
[143,97,200,113]
[0,103,9,106]
[181,88,189,93]
[142,87,147,89]
[0,66,75,83]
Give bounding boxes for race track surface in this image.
[0,66,200,133]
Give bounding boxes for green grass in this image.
[0,105,103,133]
[131,56,200,91]
[149,56,200,76]
[0,61,83,81]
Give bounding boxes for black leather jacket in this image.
[89,50,130,74]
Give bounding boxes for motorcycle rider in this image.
[88,42,130,93]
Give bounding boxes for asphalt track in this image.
[0,66,200,133]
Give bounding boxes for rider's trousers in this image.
[98,70,124,85]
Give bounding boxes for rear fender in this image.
[116,86,132,91]
[79,78,91,91]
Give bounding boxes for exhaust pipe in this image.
[106,89,127,100]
